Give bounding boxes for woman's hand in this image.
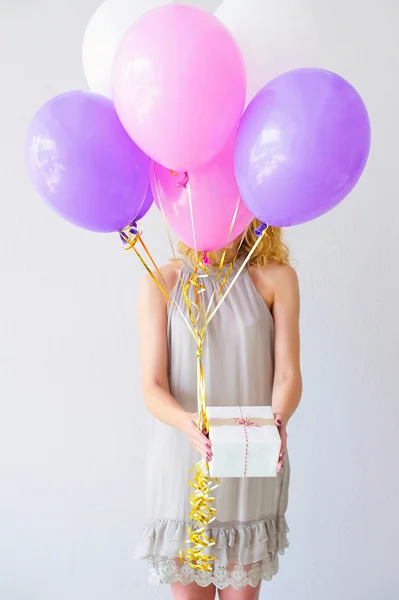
[182,413,213,462]
[274,414,287,473]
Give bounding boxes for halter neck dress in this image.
[135,256,290,590]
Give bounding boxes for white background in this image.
[1,1,398,599]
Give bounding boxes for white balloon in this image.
[82,0,171,97]
[215,0,319,103]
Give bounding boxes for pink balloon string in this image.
[233,407,260,478]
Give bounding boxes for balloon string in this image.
[216,196,241,283]
[204,198,246,321]
[120,225,171,303]
[120,223,197,342]
[206,227,268,326]
[201,198,241,321]
[186,178,199,265]
[137,236,168,287]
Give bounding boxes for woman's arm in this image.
[251,263,302,472]
[271,264,302,424]
[138,269,211,460]
[138,269,187,429]
[270,264,302,472]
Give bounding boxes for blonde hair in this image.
[178,219,290,268]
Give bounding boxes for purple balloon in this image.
[26,91,150,232]
[234,68,371,227]
[136,185,153,221]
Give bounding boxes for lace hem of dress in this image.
[147,550,286,590]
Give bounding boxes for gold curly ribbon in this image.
[179,210,267,571]
[180,460,219,570]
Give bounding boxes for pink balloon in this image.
[112,5,246,172]
[150,139,253,252]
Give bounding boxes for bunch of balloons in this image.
[26,0,371,250]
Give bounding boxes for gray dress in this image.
[135,257,290,590]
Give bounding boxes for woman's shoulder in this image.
[158,259,183,282]
[250,261,298,284]
[139,259,183,302]
[248,261,299,307]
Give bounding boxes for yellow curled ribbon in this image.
[178,252,218,571]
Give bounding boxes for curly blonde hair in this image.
[178,219,290,268]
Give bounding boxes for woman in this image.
[136,221,302,600]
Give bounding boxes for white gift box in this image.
[207,406,281,478]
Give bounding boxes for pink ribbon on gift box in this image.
[233,407,260,478]
[209,407,275,478]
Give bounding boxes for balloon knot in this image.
[119,221,141,249]
[254,223,268,236]
[202,252,211,266]
[177,172,189,188]
[128,220,138,235]
[120,231,129,244]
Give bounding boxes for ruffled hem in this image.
[135,515,289,571]
[147,554,285,589]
